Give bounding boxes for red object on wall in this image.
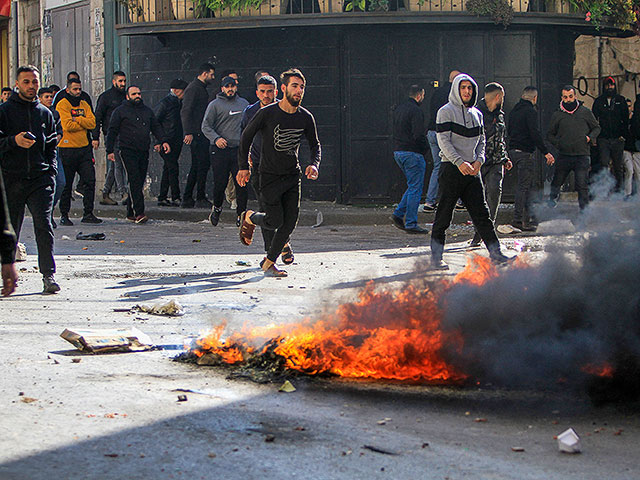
[0,0,10,17]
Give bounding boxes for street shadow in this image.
[329,269,455,290]
[379,251,424,259]
[105,269,265,302]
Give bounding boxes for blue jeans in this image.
[53,150,66,209]
[393,151,426,229]
[426,130,441,205]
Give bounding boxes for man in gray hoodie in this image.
[202,76,250,226]
[430,73,512,270]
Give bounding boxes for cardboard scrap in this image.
[60,327,154,353]
[135,300,185,317]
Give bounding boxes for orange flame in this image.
[582,363,615,378]
[192,256,505,382]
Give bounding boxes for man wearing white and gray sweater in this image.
[430,73,512,270]
[202,76,250,226]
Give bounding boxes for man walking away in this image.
[471,83,512,246]
[547,85,601,210]
[0,66,60,293]
[507,86,554,230]
[106,86,169,224]
[38,87,64,228]
[623,98,640,199]
[180,62,216,208]
[155,79,188,206]
[56,78,102,225]
[424,70,460,212]
[391,84,428,234]
[237,68,321,278]
[430,73,513,270]
[592,77,629,193]
[93,71,127,206]
[202,76,250,226]
[1,167,18,296]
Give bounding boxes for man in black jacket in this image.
[1,167,18,296]
[180,62,216,208]
[155,79,188,206]
[547,85,601,210]
[390,85,428,234]
[424,70,460,211]
[0,65,60,293]
[106,86,169,224]
[93,71,127,206]
[592,76,629,192]
[507,86,555,229]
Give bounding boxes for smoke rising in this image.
[438,199,640,397]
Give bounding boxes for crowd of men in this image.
[391,71,640,269]
[0,62,321,294]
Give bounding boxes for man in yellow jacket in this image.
[56,78,102,225]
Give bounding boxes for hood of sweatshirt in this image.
[449,73,478,109]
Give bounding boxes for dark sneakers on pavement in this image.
[157,199,172,207]
[391,214,405,231]
[99,193,117,206]
[431,258,449,270]
[43,275,60,294]
[135,215,148,224]
[490,252,516,265]
[81,214,103,224]
[405,226,429,234]
[209,207,222,226]
[60,216,73,226]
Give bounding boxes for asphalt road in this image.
[1,212,638,480]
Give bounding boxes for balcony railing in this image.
[116,0,582,24]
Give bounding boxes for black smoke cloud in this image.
[438,219,640,399]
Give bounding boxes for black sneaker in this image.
[43,274,61,294]
[60,216,73,226]
[490,252,516,265]
[157,199,171,207]
[181,198,195,208]
[209,207,222,226]
[431,258,449,270]
[521,223,537,232]
[170,199,181,207]
[421,203,436,213]
[390,214,405,231]
[455,201,466,212]
[405,226,429,234]
[195,198,213,209]
[81,213,103,224]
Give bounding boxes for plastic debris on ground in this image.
[557,427,582,453]
[134,299,185,316]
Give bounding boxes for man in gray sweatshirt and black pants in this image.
[430,73,512,270]
[202,76,250,226]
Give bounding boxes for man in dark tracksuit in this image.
[155,79,188,206]
[507,86,555,230]
[106,86,169,224]
[180,62,216,208]
[241,75,279,254]
[592,76,629,192]
[0,66,60,293]
[1,164,18,296]
[430,73,512,270]
[93,71,127,205]
[390,84,428,234]
[471,83,512,245]
[202,76,250,226]
[547,85,601,210]
[237,69,321,278]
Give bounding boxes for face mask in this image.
[562,100,578,111]
[605,87,615,97]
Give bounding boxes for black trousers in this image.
[120,148,149,218]
[431,162,500,260]
[210,145,247,216]
[59,146,95,217]
[159,140,182,201]
[598,137,625,192]
[250,167,275,253]
[249,173,300,263]
[472,162,503,244]
[5,173,56,275]
[183,134,210,201]
[510,150,537,224]
[550,154,590,210]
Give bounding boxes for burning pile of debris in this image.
[175,256,501,384]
